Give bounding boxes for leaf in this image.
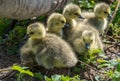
[116,63,120,72]
[72,75,81,81]
[61,75,73,81]
[21,70,34,76]
[12,65,34,76]
[51,75,61,81]
[117,59,120,62]
[12,65,23,72]
[95,75,100,81]
[98,63,110,68]
[34,72,44,80]
[112,71,120,78]
[44,76,52,81]
[108,59,118,68]
[106,70,113,78]
[73,67,81,73]
[97,59,108,63]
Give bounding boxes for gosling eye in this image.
[29,32,34,35]
[83,38,86,42]
[74,13,79,16]
[90,40,93,43]
[61,20,65,23]
[104,11,108,14]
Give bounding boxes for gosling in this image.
[62,3,83,40]
[68,24,104,55]
[83,3,112,33]
[47,13,66,37]
[27,22,77,69]
[73,30,100,54]
[20,42,37,67]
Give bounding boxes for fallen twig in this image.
[86,68,94,81]
[0,70,17,80]
[103,40,120,46]
[107,47,120,55]
[0,67,11,73]
[105,35,120,39]
[78,60,99,72]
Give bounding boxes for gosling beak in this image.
[85,43,90,49]
[108,14,113,19]
[79,15,84,19]
[64,23,70,28]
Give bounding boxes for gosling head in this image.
[47,13,66,31]
[63,4,83,20]
[27,22,46,39]
[94,3,112,18]
[82,30,95,49]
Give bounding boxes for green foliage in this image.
[34,72,44,81]
[106,70,120,81]
[85,49,103,63]
[0,25,26,55]
[97,59,120,80]
[73,0,95,9]
[12,65,84,81]
[12,65,34,81]
[109,23,120,36]
[12,65,34,76]
[72,67,81,74]
[0,18,12,36]
[111,1,120,25]
[45,74,83,81]
[108,1,120,37]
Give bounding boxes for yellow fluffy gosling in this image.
[47,13,66,37]
[62,3,83,40]
[73,30,99,54]
[83,3,112,33]
[68,23,104,55]
[27,22,77,69]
